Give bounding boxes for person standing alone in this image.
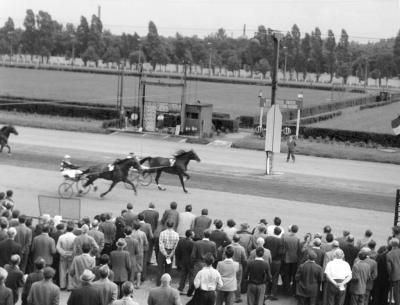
[286,135,296,163]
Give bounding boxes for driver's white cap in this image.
[64,154,71,159]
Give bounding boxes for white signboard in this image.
[265,105,282,153]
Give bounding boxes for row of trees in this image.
[1,9,400,85]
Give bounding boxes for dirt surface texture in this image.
[0,126,398,305]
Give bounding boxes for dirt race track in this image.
[0,126,399,305]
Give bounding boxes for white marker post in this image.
[258,90,266,130]
[296,93,303,138]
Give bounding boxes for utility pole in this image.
[180,62,188,134]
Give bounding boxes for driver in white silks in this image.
[60,155,83,179]
[108,152,136,171]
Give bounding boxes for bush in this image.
[212,112,230,119]
[237,115,255,128]
[102,118,122,128]
[212,118,239,132]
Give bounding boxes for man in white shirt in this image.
[324,249,352,305]
[194,253,223,305]
[266,217,284,238]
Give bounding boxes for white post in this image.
[259,106,264,128]
[296,108,300,138]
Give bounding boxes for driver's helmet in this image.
[126,152,135,159]
[64,154,71,160]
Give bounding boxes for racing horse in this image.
[82,156,143,198]
[140,149,200,193]
[0,125,18,154]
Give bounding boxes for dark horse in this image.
[140,149,200,193]
[83,157,142,198]
[0,125,18,154]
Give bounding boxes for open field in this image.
[309,102,400,134]
[0,66,367,118]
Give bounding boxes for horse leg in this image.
[5,144,11,155]
[183,172,190,181]
[123,178,137,196]
[178,173,188,193]
[100,181,117,198]
[0,144,3,153]
[155,170,166,191]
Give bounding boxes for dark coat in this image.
[161,209,179,231]
[141,209,159,233]
[192,216,212,240]
[265,236,284,261]
[67,284,103,305]
[0,239,21,267]
[175,238,194,267]
[191,239,217,263]
[295,260,323,297]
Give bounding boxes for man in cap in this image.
[110,238,131,297]
[67,269,102,305]
[349,248,371,305]
[148,273,181,305]
[27,267,60,305]
[60,155,82,180]
[295,249,323,305]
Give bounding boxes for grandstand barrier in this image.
[38,195,81,221]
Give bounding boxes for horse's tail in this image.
[139,156,152,164]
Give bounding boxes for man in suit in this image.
[92,265,118,305]
[67,269,103,305]
[0,227,21,267]
[88,220,105,261]
[138,213,153,281]
[56,222,76,290]
[188,229,217,296]
[282,224,301,295]
[295,250,323,305]
[21,257,45,305]
[141,202,159,266]
[192,209,212,241]
[244,247,272,305]
[161,202,179,231]
[72,224,99,257]
[176,205,196,239]
[224,234,247,303]
[27,267,60,305]
[14,214,32,273]
[342,235,359,268]
[216,246,239,305]
[99,213,116,256]
[31,225,56,266]
[387,238,400,305]
[265,226,284,301]
[4,254,24,304]
[148,273,182,305]
[69,242,96,289]
[175,230,195,294]
[123,203,137,228]
[110,238,131,297]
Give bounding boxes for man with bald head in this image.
[387,238,400,305]
[0,227,21,267]
[148,273,181,305]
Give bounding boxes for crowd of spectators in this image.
[0,190,399,305]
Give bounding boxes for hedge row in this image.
[300,127,400,148]
[360,102,393,110]
[287,111,342,125]
[0,95,138,120]
[212,118,239,132]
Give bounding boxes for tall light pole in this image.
[70,34,76,66]
[283,46,287,81]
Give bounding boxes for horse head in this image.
[126,156,143,172]
[8,125,18,136]
[188,149,201,162]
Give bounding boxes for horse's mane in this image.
[173,149,191,158]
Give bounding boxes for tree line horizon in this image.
[1,9,400,85]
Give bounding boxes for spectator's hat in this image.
[240,223,250,230]
[360,247,371,255]
[259,219,268,225]
[80,269,95,282]
[117,238,127,248]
